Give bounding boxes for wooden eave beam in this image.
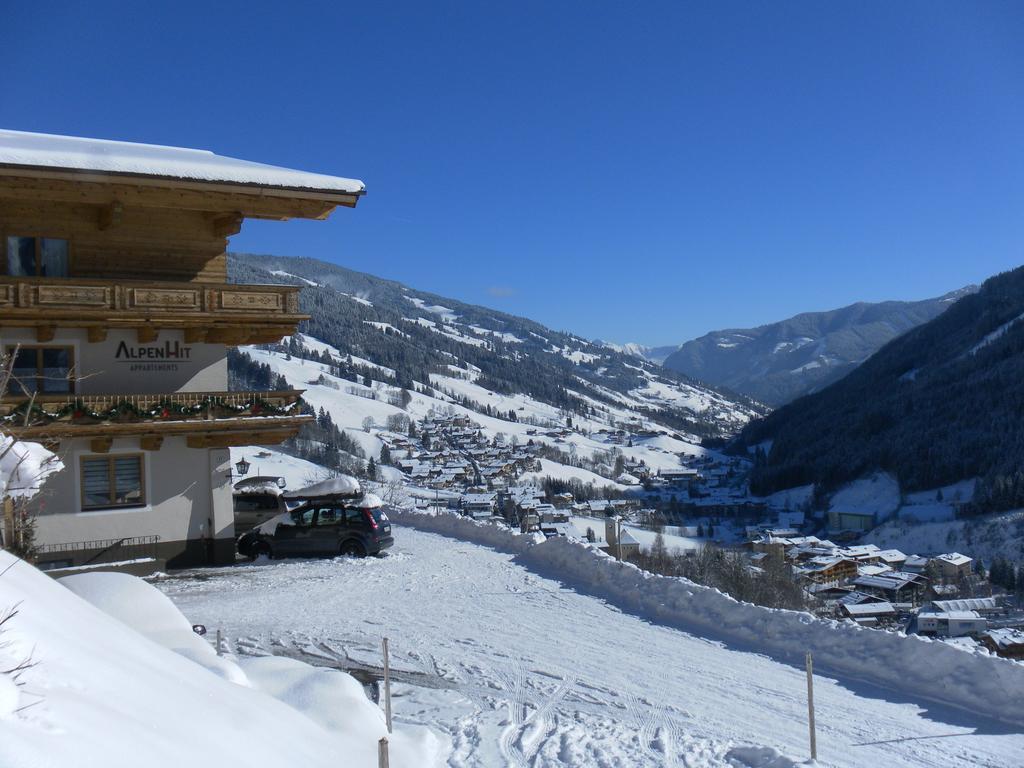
[0,316,307,345]
[90,437,112,453]
[210,212,243,238]
[186,428,301,450]
[140,435,164,451]
[4,414,313,442]
[0,171,361,220]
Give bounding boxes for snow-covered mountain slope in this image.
[737,264,1024,510]
[230,253,764,444]
[158,517,1024,767]
[236,333,731,483]
[662,287,975,406]
[598,340,680,366]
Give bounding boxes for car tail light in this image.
[364,510,379,529]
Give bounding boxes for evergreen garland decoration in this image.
[1,394,299,426]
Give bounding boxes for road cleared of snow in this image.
[156,526,1024,767]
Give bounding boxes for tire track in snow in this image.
[624,691,680,768]
[520,674,577,764]
[496,658,531,768]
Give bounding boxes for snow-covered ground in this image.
[0,551,444,768]
[156,521,1024,768]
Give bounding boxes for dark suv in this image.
[237,500,393,560]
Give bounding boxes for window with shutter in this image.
[80,454,146,510]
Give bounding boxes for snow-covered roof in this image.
[618,529,640,546]
[930,597,999,613]
[853,572,921,591]
[934,552,972,566]
[984,628,1024,649]
[842,601,895,616]
[0,129,365,196]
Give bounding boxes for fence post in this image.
[806,651,817,761]
[382,636,393,733]
[2,497,14,552]
[377,736,390,768]
[216,628,223,657]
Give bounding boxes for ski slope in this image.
[157,526,1024,767]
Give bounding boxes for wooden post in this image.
[2,497,14,552]
[377,737,390,768]
[805,651,817,761]
[382,637,393,733]
[216,628,223,657]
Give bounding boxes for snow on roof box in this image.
[283,475,362,500]
[0,129,365,197]
[354,493,384,509]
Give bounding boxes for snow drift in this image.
[0,552,446,767]
[389,509,1024,728]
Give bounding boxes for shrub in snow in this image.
[0,435,62,560]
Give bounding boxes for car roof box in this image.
[282,475,362,501]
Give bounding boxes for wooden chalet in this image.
[0,129,364,569]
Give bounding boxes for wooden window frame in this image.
[5,344,76,395]
[79,453,147,511]
[2,233,73,277]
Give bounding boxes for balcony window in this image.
[80,454,146,510]
[6,346,74,395]
[5,236,69,277]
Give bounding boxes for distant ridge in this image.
[731,265,1024,512]
[661,287,975,406]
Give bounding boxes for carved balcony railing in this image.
[0,277,308,344]
[0,389,311,448]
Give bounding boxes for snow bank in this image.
[0,554,445,767]
[391,511,1024,728]
[389,508,542,554]
[239,656,447,767]
[59,571,249,685]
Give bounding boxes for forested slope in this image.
[734,265,1024,511]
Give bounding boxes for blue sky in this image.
[4,2,1023,345]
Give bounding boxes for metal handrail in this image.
[37,534,161,555]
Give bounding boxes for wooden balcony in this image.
[0,390,312,449]
[0,276,308,344]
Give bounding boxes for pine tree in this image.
[366,456,378,481]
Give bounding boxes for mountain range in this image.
[229,253,764,444]
[732,265,1024,512]
[655,288,976,406]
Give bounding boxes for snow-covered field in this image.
[0,551,444,768]
[156,522,1024,768]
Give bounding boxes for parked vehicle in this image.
[237,476,393,560]
[237,495,393,560]
[232,476,288,534]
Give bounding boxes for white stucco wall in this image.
[0,328,227,394]
[32,437,234,547]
